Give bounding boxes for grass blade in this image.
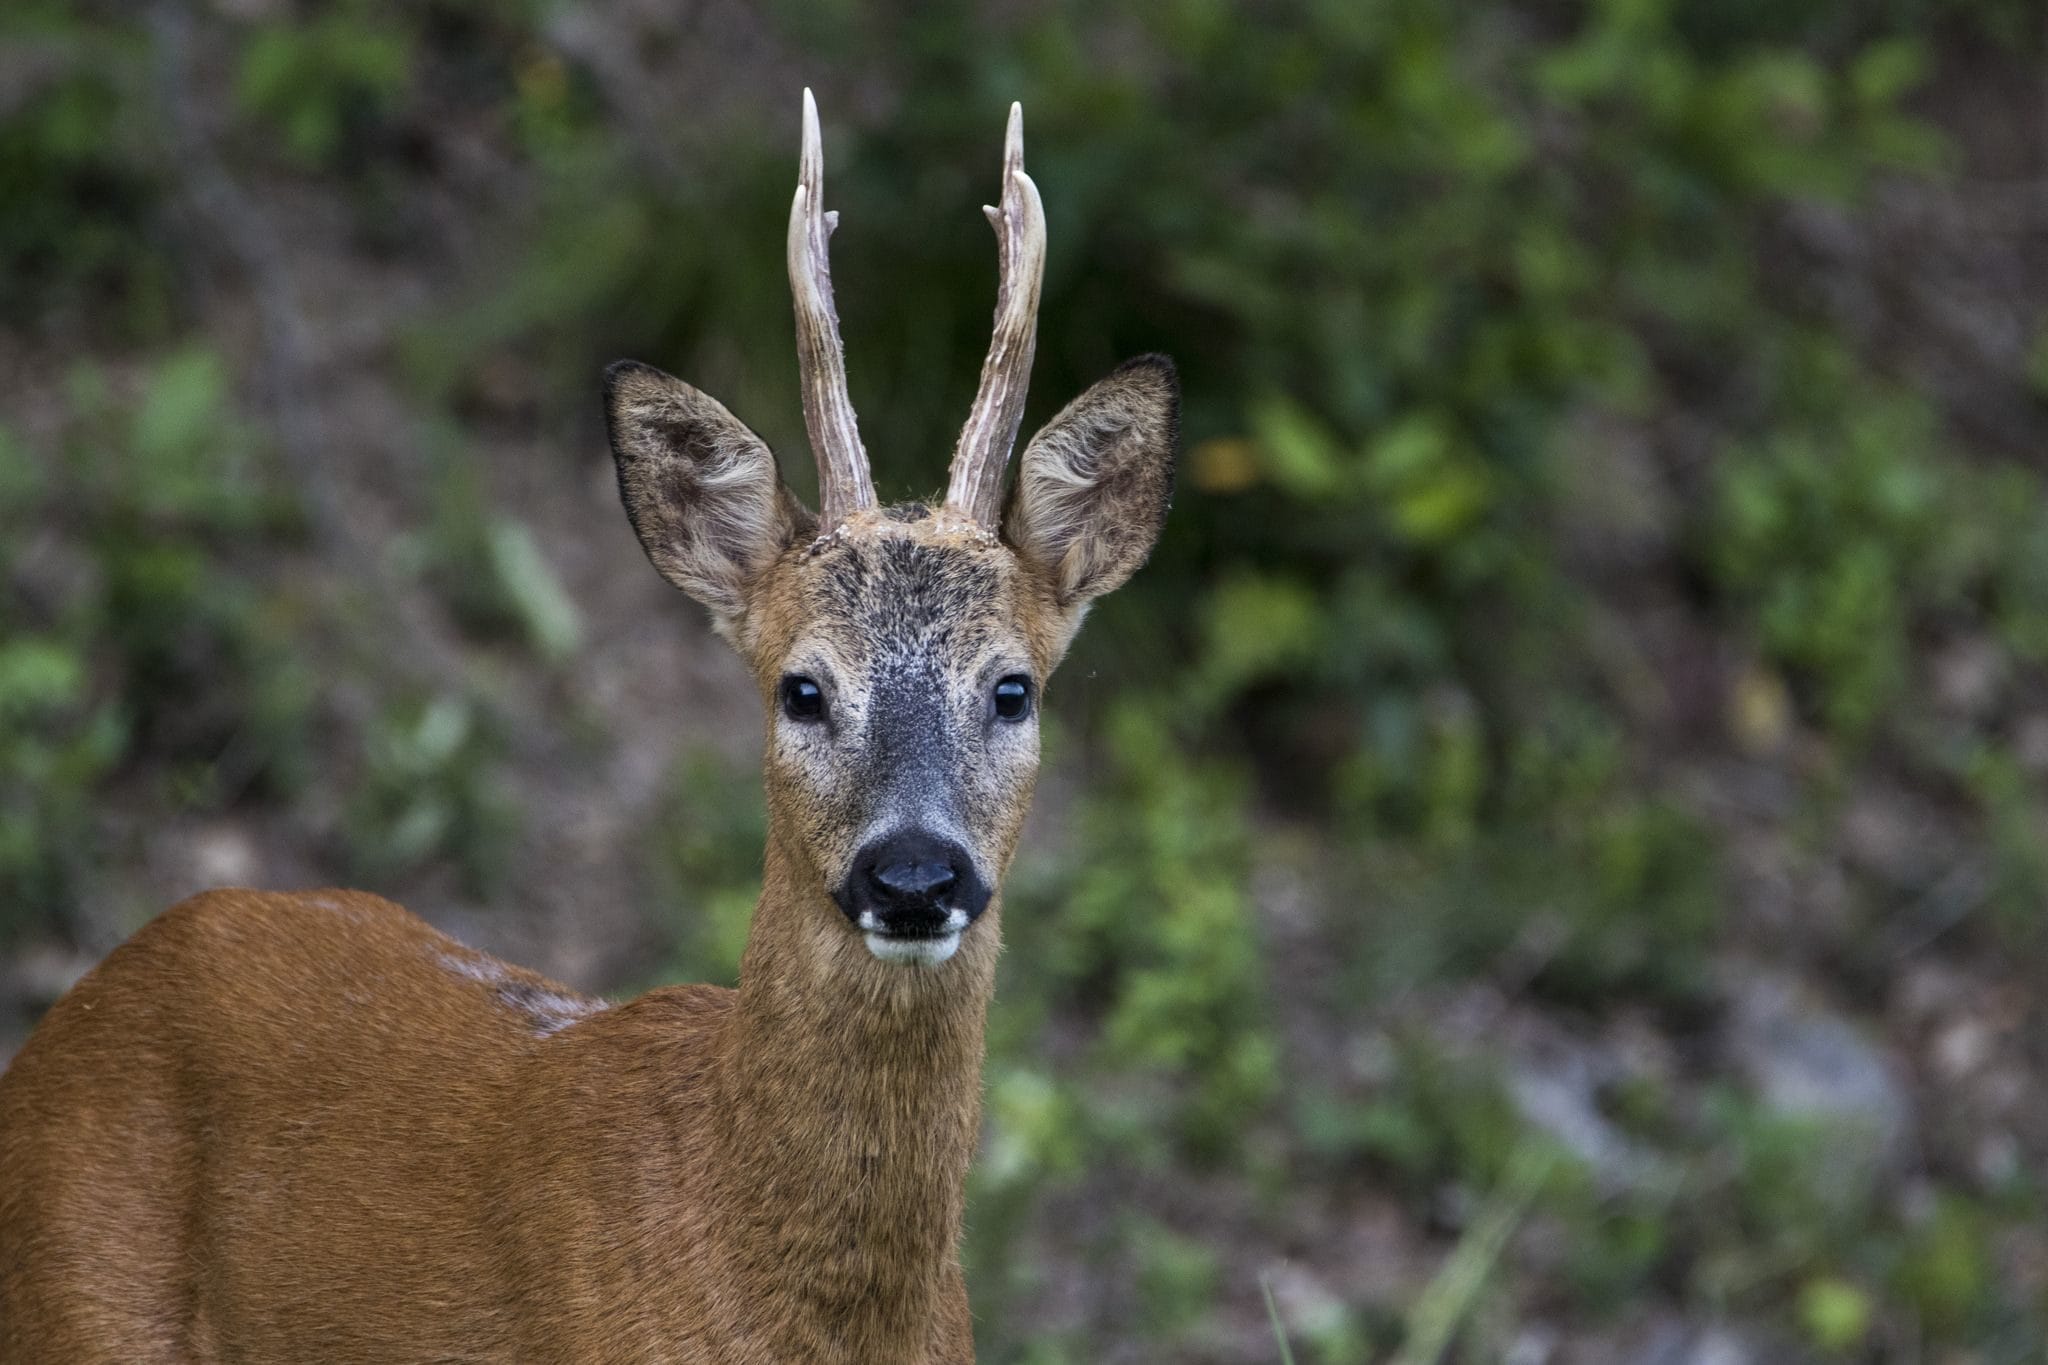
[1261,1272,1298,1365]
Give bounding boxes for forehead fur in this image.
[747,506,1062,673]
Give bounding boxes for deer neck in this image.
[702,826,993,1352]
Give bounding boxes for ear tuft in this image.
[604,361,811,633]
[1005,354,1178,609]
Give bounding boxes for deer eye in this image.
[991,675,1033,723]
[780,675,826,723]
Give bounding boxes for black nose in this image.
[836,831,990,936]
[870,856,958,906]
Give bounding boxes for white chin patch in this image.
[864,931,962,966]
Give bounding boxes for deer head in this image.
[604,91,1177,972]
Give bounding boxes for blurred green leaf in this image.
[0,639,84,718]
[1799,1276,1873,1352]
[1250,396,1345,498]
[486,519,582,663]
[1194,572,1323,705]
[235,15,413,166]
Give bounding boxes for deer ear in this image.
[604,361,812,634]
[1005,354,1178,610]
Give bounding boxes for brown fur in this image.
[0,355,1176,1362]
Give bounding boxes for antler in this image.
[944,102,1046,529]
[789,88,876,530]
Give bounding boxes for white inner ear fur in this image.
[674,430,788,631]
[1003,357,1177,613]
[611,372,797,641]
[1011,406,1129,603]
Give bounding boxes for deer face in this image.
[605,360,1177,968]
[603,94,1175,969]
[751,512,1051,964]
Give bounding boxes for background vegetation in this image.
[3,0,2045,1358]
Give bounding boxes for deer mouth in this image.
[855,905,970,965]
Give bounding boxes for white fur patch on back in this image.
[516,988,609,1037]
[437,950,508,985]
[436,949,609,1036]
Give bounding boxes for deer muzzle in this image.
[835,830,990,965]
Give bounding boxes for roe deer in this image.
[0,91,1176,1363]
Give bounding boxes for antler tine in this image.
[788,88,876,530]
[945,101,1046,529]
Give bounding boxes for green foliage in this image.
[1702,1096,1885,1278]
[1890,1197,1994,1334]
[0,633,124,940]
[1952,743,2048,949]
[1706,382,1950,737]
[1022,704,1276,1161]
[0,351,316,938]
[968,711,1274,1353]
[1129,1218,1222,1345]
[67,352,314,789]
[1798,1276,1874,1353]
[413,446,584,662]
[646,752,766,986]
[0,13,171,335]
[344,694,513,895]
[235,7,413,168]
[1391,1144,1555,1365]
[1297,1038,1524,1191]
[0,342,549,933]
